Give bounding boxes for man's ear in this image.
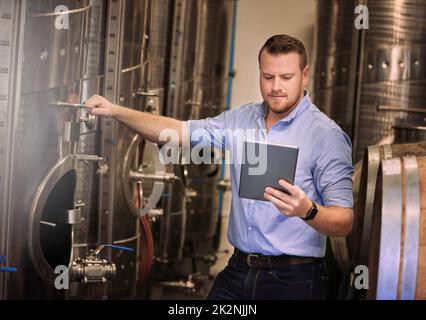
[302,65,310,87]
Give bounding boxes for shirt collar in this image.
[254,91,312,124]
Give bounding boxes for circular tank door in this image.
[28,155,78,286]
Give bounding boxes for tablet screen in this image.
[238,140,299,201]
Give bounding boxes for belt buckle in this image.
[246,254,260,268]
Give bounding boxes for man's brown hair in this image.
[258,34,307,70]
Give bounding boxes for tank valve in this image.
[96,160,109,175]
[74,154,109,175]
[79,108,96,130]
[70,244,133,284]
[148,208,164,218]
[70,256,116,284]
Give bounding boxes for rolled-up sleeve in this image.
[311,128,354,208]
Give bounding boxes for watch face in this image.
[302,202,318,220]
[309,207,318,220]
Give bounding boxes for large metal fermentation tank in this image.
[181,0,231,279]
[313,0,360,278]
[139,0,188,268]
[313,0,358,138]
[158,0,232,285]
[69,0,107,299]
[184,0,230,241]
[103,0,179,298]
[1,0,156,300]
[112,0,184,291]
[102,0,148,299]
[3,0,109,299]
[0,0,24,300]
[353,0,426,160]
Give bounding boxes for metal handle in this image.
[32,5,91,18]
[50,101,96,130]
[75,154,105,162]
[49,101,90,109]
[40,201,84,226]
[185,188,198,198]
[130,170,179,183]
[186,100,202,107]
[74,154,108,175]
[377,104,426,114]
[136,89,160,97]
[148,208,163,218]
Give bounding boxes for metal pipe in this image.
[49,101,90,109]
[216,0,237,249]
[377,104,426,114]
[129,170,178,182]
[31,5,92,18]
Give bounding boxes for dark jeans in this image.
[207,254,328,300]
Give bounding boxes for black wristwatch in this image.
[301,201,318,221]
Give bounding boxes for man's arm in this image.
[264,179,353,237]
[84,95,188,146]
[307,205,353,237]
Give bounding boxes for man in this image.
[85,34,353,300]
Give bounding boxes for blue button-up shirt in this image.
[187,93,353,258]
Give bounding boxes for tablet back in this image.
[238,140,299,201]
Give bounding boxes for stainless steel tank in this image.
[0,0,23,299]
[313,0,358,138]
[141,0,187,266]
[103,0,176,297]
[184,0,230,241]
[68,0,107,299]
[150,0,200,269]
[165,0,230,244]
[149,0,231,289]
[103,0,147,299]
[4,0,95,299]
[1,0,128,299]
[353,0,426,160]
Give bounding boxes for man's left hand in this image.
[264,179,312,218]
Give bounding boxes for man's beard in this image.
[266,93,302,114]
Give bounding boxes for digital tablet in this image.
[238,140,299,201]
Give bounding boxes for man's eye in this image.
[282,77,292,80]
[264,76,273,80]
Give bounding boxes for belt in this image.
[233,249,321,269]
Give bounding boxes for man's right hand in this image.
[84,95,119,118]
[83,94,185,146]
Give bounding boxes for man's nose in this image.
[271,77,282,92]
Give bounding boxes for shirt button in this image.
[248,227,252,231]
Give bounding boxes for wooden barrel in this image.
[365,155,426,299]
[350,140,426,265]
